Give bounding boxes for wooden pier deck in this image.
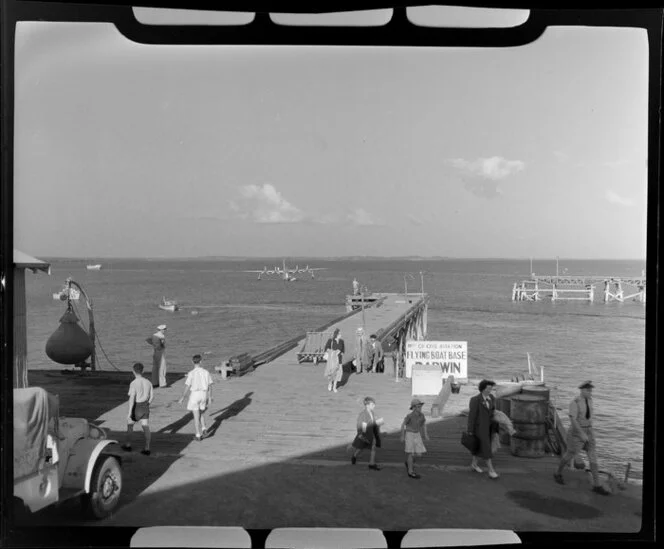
[24,293,643,533]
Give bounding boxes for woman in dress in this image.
[324,328,345,393]
[467,379,500,479]
[350,396,384,470]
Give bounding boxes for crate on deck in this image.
[215,353,255,378]
[297,331,334,364]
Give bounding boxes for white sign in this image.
[411,363,443,396]
[405,340,468,380]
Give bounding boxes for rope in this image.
[70,299,123,372]
[95,333,123,372]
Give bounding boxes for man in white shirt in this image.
[122,362,154,455]
[178,354,214,441]
[554,380,610,495]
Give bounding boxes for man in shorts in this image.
[122,362,154,455]
[178,354,214,441]
[553,380,610,495]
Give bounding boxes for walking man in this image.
[146,324,168,388]
[122,362,153,455]
[369,334,384,374]
[553,380,611,495]
[178,354,214,442]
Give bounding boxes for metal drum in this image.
[510,392,549,458]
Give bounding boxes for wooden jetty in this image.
[24,291,642,534]
[512,275,646,303]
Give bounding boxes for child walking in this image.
[122,362,154,455]
[350,397,384,470]
[178,354,214,441]
[401,398,430,479]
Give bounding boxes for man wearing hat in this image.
[146,324,168,388]
[553,381,610,495]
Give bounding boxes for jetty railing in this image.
[252,304,365,367]
[512,275,646,303]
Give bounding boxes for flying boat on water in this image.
[242,259,326,281]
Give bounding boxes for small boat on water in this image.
[53,286,80,301]
[159,297,180,312]
[86,264,102,270]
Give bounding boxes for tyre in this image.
[81,455,122,519]
[13,497,31,524]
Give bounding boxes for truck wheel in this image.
[81,456,122,519]
[13,497,31,524]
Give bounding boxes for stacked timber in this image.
[228,353,255,377]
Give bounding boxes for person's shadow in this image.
[158,410,194,435]
[206,392,254,438]
[337,361,356,388]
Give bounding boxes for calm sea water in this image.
[24,258,646,478]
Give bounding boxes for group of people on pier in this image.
[136,321,611,496]
[322,327,385,392]
[123,330,215,454]
[348,379,611,494]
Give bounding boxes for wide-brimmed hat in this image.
[157,324,167,330]
[410,398,424,409]
[579,380,595,389]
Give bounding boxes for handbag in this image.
[461,431,479,453]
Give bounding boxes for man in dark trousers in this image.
[369,334,384,373]
[553,380,610,495]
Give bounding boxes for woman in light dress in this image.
[324,328,345,393]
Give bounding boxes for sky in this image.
[13,11,649,259]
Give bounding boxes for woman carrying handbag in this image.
[466,379,500,479]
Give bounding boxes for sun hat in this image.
[410,398,424,409]
[157,324,167,330]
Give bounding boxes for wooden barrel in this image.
[510,436,547,458]
[495,397,512,417]
[510,394,549,459]
[521,384,550,400]
[511,421,547,440]
[510,394,548,423]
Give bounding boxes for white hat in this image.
[157,324,167,330]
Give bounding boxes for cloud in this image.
[605,190,634,207]
[233,183,305,223]
[447,156,525,180]
[347,208,382,226]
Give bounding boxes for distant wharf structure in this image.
[511,275,646,304]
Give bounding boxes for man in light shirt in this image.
[122,362,154,455]
[178,354,214,441]
[554,380,610,495]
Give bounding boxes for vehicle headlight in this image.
[88,425,106,440]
